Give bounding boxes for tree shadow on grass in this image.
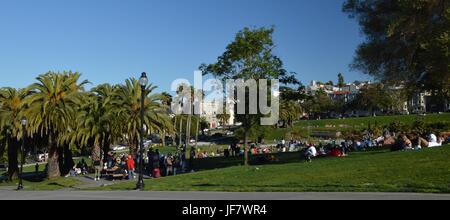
[194,152,304,172]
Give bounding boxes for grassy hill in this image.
[264,113,450,140]
[98,145,450,193]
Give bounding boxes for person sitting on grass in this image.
[383,132,396,147]
[413,132,443,149]
[76,159,88,175]
[329,146,342,157]
[340,141,348,156]
[401,134,413,150]
[304,144,317,162]
[442,132,450,144]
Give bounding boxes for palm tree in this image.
[116,78,173,153]
[160,92,173,147]
[280,100,302,127]
[0,87,30,180]
[216,113,231,127]
[24,71,88,179]
[73,84,121,158]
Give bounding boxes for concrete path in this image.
[0,191,449,200]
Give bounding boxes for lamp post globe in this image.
[21,117,27,127]
[139,72,148,87]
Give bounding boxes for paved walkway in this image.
[0,191,449,200]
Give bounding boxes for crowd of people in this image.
[80,129,449,181]
[87,145,200,181]
[299,130,450,162]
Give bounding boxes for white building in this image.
[200,100,235,129]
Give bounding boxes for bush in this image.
[411,120,427,136]
[427,122,450,132]
[386,121,407,133]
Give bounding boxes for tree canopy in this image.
[343,0,450,110]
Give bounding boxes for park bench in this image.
[104,169,127,180]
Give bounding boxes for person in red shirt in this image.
[330,147,342,157]
[127,155,135,179]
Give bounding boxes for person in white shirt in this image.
[415,133,443,148]
[305,145,317,162]
[427,133,442,148]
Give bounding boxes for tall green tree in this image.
[72,84,121,159]
[301,90,335,117]
[116,78,173,152]
[349,84,394,115]
[24,71,88,179]
[343,0,450,111]
[200,27,296,165]
[0,88,30,180]
[279,100,302,127]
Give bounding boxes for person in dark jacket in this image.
[189,147,196,172]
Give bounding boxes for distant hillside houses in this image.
[306,80,449,115]
[306,80,371,103]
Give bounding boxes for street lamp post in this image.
[17,117,27,190]
[136,72,148,190]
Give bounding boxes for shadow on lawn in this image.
[194,152,304,171]
[0,171,47,184]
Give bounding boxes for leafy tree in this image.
[349,84,393,115]
[302,90,335,117]
[72,84,121,160]
[279,100,302,127]
[343,0,450,111]
[116,78,173,153]
[0,88,30,180]
[216,113,231,126]
[199,117,210,136]
[201,27,296,165]
[24,72,88,179]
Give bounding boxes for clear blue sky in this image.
[0,0,369,92]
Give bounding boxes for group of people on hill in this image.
[394,132,448,151]
[302,130,449,162]
[84,129,449,180]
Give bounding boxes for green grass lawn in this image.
[265,113,450,140]
[153,145,231,159]
[295,113,450,128]
[96,145,450,193]
[0,156,89,190]
[0,177,82,190]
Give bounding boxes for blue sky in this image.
[0,0,368,92]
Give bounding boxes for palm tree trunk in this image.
[186,114,192,146]
[102,133,111,162]
[7,136,19,181]
[244,129,249,166]
[62,144,74,175]
[173,116,177,146]
[0,140,5,163]
[47,131,61,179]
[162,130,166,147]
[195,116,199,148]
[179,117,183,148]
